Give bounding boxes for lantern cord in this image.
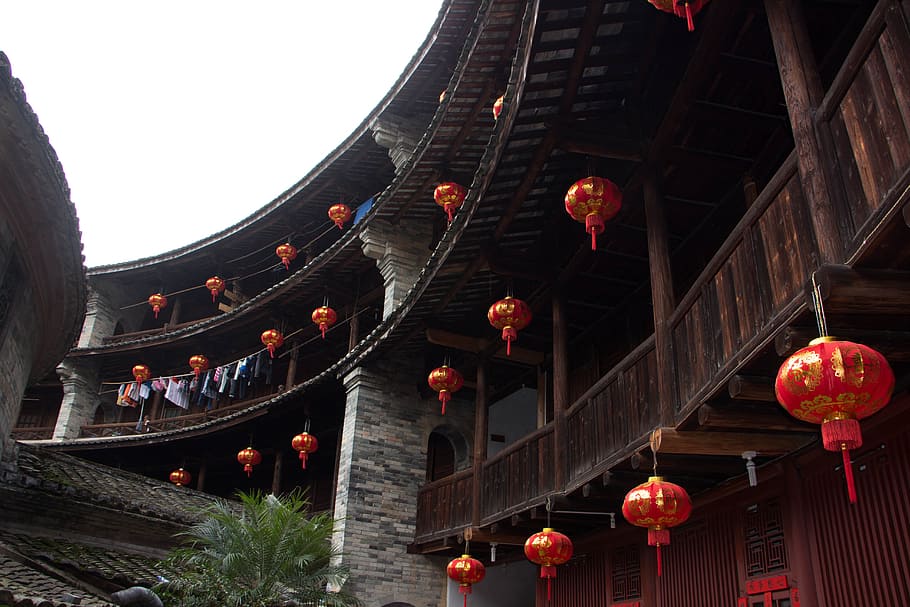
[304,418,311,433]
[545,496,552,527]
[810,272,829,337]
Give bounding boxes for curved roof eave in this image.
[88,0,465,276]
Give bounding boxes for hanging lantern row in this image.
[622,476,692,577]
[328,203,352,230]
[447,554,485,607]
[525,528,574,601]
[427,365,464,415]
[775,336,894,503]
[291,432,319,469]
[435,182,467,223]
[647,0,710,31]
[311,306,337,339]
[169,468,192,487]
[564,176,623,251]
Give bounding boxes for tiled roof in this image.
[9,443,218,525]
[0,554,112,607]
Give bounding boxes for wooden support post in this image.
[272,449,284,496]
[743,174,759,208]
[148,390,163,420]
[348,308,360,352]
[285,342,298,388]
[765,0,842,262]
[537,366,548,427]
[472,363,488,527]
[168,296,182,327]
[552,294,569,489]
[785,465,820,605]
[195,461,206,492]
[643,168,677,425]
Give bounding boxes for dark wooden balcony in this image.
[413,0,910,543]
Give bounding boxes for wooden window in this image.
[743,500,789,578]
[611,543,641,602]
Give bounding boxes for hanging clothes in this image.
[164,378,190,409]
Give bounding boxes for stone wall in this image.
[333,363,474,607]
[0,278,38,461]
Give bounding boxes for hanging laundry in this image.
[164,377,190,409]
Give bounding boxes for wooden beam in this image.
[776,325,910,362]
[425,328,545,366]
[814,264,910,317]
[727,375,775,402]
[462,527,527,546]
[651,427,813,457]
[697,404,815,433]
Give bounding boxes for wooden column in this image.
[148,390,163,420]
[168,296,182,327]
[272,450,284,496]
[785,465,820,605]
[643,169,677,426]
[348,308,360,351]
[195,461,206,492]
[285,342,298,389]
[536,366,548,427]
[472,363,488,526]
[552,293,569,489]
[765,0,841,263]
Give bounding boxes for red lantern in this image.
[205,276,226,303]
[775,336,894,503]
[276,243,297,271]
[311,306,337,339]
[487,296,532,356]
[188,354,209,378]
[447,554,485,607]
[132,364,151,392]
[427,365,464,415]
[169,468,192,487]
[564,176,622,251]
[291,432,319,470]
[648,0,710,31]
[328,204,352,230]
[237,447,262,478]
[622,476,692,577]
[261,329,284,358]
[492,95,504,120]
[434,182,467,223]
[524,528,573,601]
[148,293,167,319]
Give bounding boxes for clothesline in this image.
[99,305,374,386]
[119,222,339,311]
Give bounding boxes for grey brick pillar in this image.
[332,364,462,607]
[360,219,433,321]
[53,359,100,440]
[77,287,119,347]
[370,113,425,175]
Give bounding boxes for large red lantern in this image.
[492,95,504,120]
[188,354,209,378]
[169,468,192,487]
[205,276,226,303]
[427,365,464,415]
[622,476,692,577]
[434,182,467,223]
[148,293,167,319]
[237,447,262,478]
[564,176,622,251]
[291,432,319,470]
[487,296,532,356]
[647,0,710,31]
[276,243,297,271]
[328,204,352,230]
[311,306,337,339]
[447,554,485,607]
[524,528,573,601]
[260,329,284,358]
[132,364,151,391]
[775,336,894,503]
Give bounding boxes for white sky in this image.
[1,1,444,267]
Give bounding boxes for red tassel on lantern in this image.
[524,528,573,601]
[775,336,894,503]
[647,0,711,31]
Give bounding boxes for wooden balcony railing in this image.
[415,469,473,540]
[566,335,658,488]
[480,424,555,524]
[11,426,54,441]
[79,394,275,438]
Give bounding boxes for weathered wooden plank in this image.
[865,43,910,171]
[880,6,910,140]
[838,73,886,209]
[828,109,867,233]
[714,258,739,360]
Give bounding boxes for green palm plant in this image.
[158,491,359,607]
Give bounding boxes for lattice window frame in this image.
[610,543,642,602]
[743,499,790,578]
